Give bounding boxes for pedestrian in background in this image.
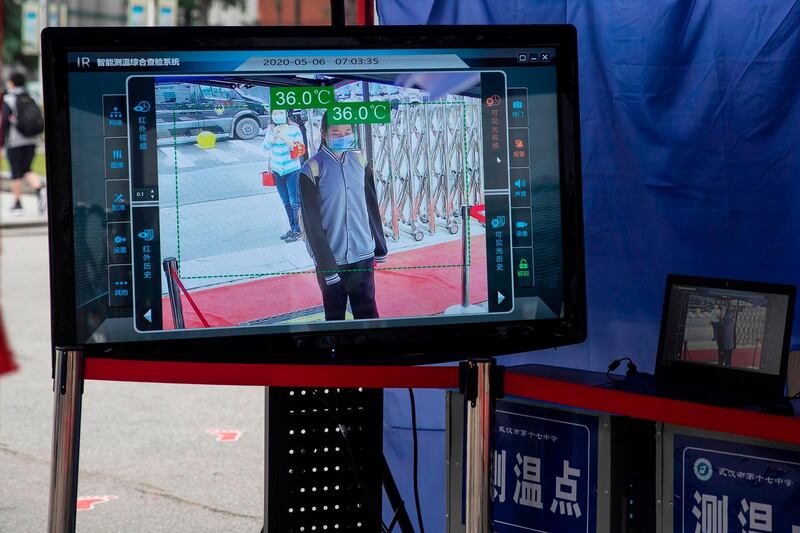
[1,72,46,216]
[262,109,305,242]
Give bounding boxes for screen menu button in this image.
[102,94,128,137]
[108,265,132,308]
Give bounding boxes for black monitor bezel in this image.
[42,24,586,364]
[656,273,796,393]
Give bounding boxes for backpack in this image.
[13,93,45,137]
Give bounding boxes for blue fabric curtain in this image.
[379,2,800,530]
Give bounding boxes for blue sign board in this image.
[674,434,800,533]
[491,400,598,532]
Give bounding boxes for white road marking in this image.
[229,139,267,157]
[159,146,196,168]
[203,147,239,163]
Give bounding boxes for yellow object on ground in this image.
[196,131,216,149]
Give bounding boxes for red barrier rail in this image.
[170,269,210,328]
[84,359,460,389]
[84,358,800,445]
[505,371,800,446]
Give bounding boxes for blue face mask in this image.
[272,112,287,125]
[329,133,355,152]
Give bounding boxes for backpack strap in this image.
[355,151,366,169]
[298,159,320,243]
[307,159,320,181]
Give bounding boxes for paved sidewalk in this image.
[0,231,265,532]
[0,190,48,229]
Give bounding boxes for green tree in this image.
[4,0,23,65]
[179,0,246,26]
[3,0,39,76]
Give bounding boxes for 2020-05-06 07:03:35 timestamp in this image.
[261,57,381,66]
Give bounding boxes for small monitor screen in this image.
[660,283,791,375]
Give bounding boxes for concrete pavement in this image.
[0,189,48,229]
[0,227,265,532]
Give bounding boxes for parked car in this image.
[155,82,269,141]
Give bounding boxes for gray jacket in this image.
[299,146,388,284]
[1,89,38,149]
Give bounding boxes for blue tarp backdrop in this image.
[378,1,800,530]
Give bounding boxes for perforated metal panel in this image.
[265,387,383,533]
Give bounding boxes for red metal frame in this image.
[356,0,375,26]
[505,371,800,446]
[84,359,459,389]
[83,357,800,446]
[85,358,800,445]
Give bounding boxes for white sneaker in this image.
[38,187,47,214]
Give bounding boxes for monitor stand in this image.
[47,348,84,533]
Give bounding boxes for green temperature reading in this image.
[327,102,391,125]
[270,86,334,109]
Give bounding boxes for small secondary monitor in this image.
[658,275,795,389]
[42,25,585,363]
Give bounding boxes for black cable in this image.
[386,513,400,532]
[408,388,425,533]
[313,389,390,533]
[606,357,638,383]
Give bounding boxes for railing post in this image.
[463,359,495,532]
[162,257,185,329]
[48,348,84,533]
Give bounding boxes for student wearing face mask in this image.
[298,112,387,321]
[262,109,305,242]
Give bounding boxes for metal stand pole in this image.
[48,348,84,533]
[461,204,470,308]
[163,257,185,329]
[464,359,493,532]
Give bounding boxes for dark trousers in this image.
[317,259,379,321]
[274,169,300,233]
[7,144,36,179]
[718,349,733,366]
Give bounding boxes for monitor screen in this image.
[42,25,585,362]
[660,281,792,376]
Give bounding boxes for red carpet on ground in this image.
[684,347,762,369]
[163,234,487,329]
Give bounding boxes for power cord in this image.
[313,389,391,533]
[408,388,425,533]
[606,357,638,383]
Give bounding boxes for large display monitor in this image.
[42,25,585,363]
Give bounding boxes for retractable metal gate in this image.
[369,96,484,242]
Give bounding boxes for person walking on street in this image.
[262,109,305,242]
[1,72,46,216]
